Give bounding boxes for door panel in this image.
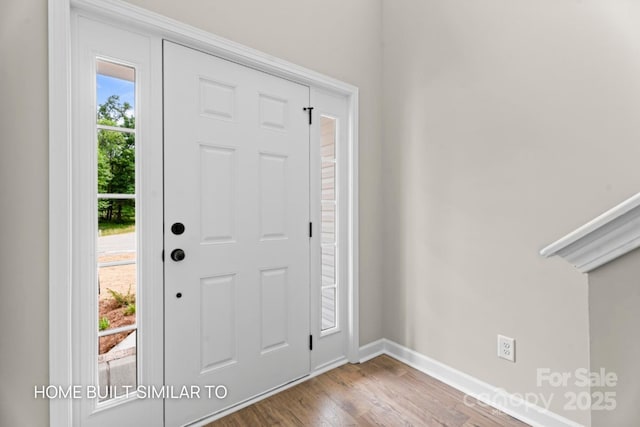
[164,41,310,426]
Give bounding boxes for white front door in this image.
[163,41,311,426]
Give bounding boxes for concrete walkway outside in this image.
[98,231,135,255]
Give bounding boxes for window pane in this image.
[321,245,335,286]
[98,332,137,402]
[98,264,137,333]
[97,198,136,334]
[97,196,136,403]
[321,287,336,331]
[320,116,335,160]
[320,115,338,333]
[321,162,335,201]
[321,202,335,244]
[95,59,138,403]
[96,60,135,129]
[98,129,135,195]
[98,198,135,234]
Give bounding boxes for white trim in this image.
[49,0,73,425]
[188,358,349,426]
[347,92,360,363]
[97,193,136,199]
[96,124,136,134]
[358,339,386,363]
[97,324,137,337]
[71,0,357,95]
[540,192,640,273]
[361,339,584,427]
[50,1,360,426]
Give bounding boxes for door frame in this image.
[49,0,359,426]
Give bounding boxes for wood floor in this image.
[207,355,530,427]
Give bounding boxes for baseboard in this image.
[358,338,386,363]
[360,339,583,427]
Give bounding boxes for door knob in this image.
[171,248,185,262]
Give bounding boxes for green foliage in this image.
[107,286,136,308]
[98,95,135,128]
[124,304,136,316]
[97,95,136,226]
[99,317,110,331]
[98,222,135,236]
[97,147,112,194]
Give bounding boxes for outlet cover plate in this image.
[498,334,515,362]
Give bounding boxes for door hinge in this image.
[303,106,314,125]
[309,222,312,238]
[309,334,313,351]
[161,250,164,262]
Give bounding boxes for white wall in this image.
[381,1,640,425]
[0,0,49,426]
[589,248,640,427]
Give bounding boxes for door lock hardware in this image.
[171,222,185,235]
[171,248,185,262]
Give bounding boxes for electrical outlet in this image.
[497,335,515,362]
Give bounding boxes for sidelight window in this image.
[320,116,338,332]
[95,59,138,400]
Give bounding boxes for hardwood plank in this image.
[207,356,530,427]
